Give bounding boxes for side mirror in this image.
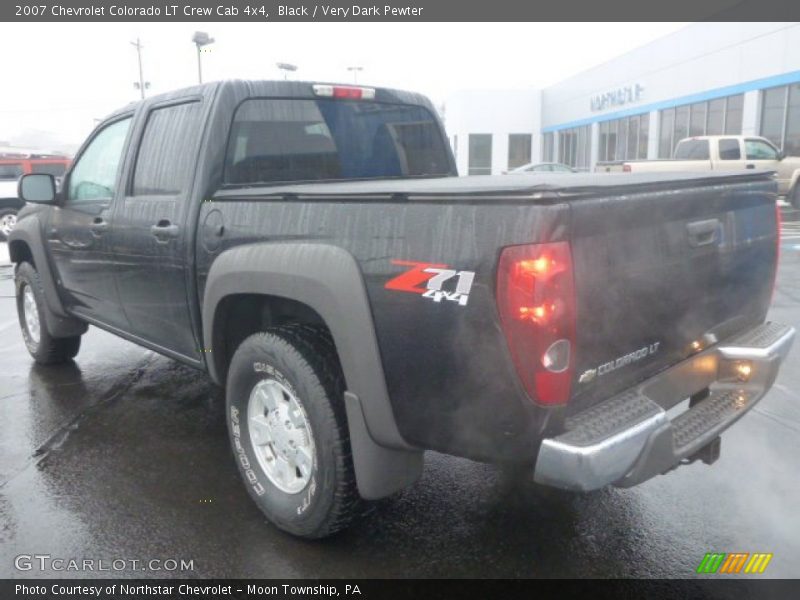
[777,151,786,161]
[18,173,57,204]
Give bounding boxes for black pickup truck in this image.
[9,80,795,538]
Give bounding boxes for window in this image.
[706,98,725,135]
[68,117,131,203]
[658,94,744,157]
[598,113,649,161]
[718,139,741,160]
[760,84,800,156]
[745,139,779,160]
[675,139,710,160]
[30,162,68,177]
[542,132,554,163]
[0,163,24,180]
[689,102,706,137]
[551,164,574,172]
[468,134,492,175]
[132,102,203,196]
[508,134,532,170]
[225,99,451,184]
[658,108,674,159]
[558,125,591,169]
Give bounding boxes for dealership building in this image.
[444,22,800,175]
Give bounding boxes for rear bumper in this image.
[533,321,795,491]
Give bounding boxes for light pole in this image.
[347,66,363,84]
[192,31,215,84]
[130,38,150,99]
[276,62,298,80]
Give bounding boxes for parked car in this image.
[0,155,71,240]
[9,81,794,538]
[506,162,577,174]
[597,136,800,207]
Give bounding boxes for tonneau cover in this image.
[214,170,775,199]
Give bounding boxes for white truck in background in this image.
[597,136,800,207]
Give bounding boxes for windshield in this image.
[224,98,452,185]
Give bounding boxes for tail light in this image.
[496,242,576,405]
[312,84,376,100]
[623,164,632,172]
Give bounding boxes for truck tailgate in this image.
[568,177,778,414]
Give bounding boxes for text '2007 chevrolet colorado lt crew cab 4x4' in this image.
[9,80,795,538]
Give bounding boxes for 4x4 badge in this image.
[385,260,476,307]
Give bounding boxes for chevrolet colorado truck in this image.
[9,81,795,538]
[598,135,800,207]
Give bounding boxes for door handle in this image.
[150,219,180,242]
[90,217,109,236]
[746,164,756,169]
[687,218,720,248]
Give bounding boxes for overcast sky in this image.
[0,22,685,149]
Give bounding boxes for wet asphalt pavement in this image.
[1,211,799,580]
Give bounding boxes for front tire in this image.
[226,325,361,538]
[0,208,17,241]
[792,185,800,209]
[15,261,81,364]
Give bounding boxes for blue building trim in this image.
[541,69,800,133]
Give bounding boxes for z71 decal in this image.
[385,260,476,306]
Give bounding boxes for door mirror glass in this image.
[18,173,56,204]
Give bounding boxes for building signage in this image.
[590,84,644,112]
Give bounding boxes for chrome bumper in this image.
[533,322,795,492]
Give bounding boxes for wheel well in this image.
[211,294,333,384]
[9,240,34,267]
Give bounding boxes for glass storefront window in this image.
[468,134,492,175]
[760,84,800,157]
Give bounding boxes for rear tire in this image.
[15,261,82,364]
[226,324,362,538]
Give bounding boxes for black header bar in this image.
[3,0,800,22]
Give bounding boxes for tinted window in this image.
[745,139,779,160]
[225,99,450,184]
[674,139,710,160]
[31,162,68,176]
[68,118,131,203]
[133,102,203,195]
[718,139,741,160]
[0,163,23,180]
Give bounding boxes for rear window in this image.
[0,163,24,180]
[224,98,451,185]
[30,162,68,176]
[674,139,710,160]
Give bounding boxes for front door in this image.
[744,138,784,189]
[109,100,204,362]
[47,116,132,329]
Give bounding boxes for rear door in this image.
[568,175,777,413]
[109,99,205,362]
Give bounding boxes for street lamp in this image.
[130,38,150,99]
[347,66,363,84]
[276,62,298,80]
[192,31,215,84]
